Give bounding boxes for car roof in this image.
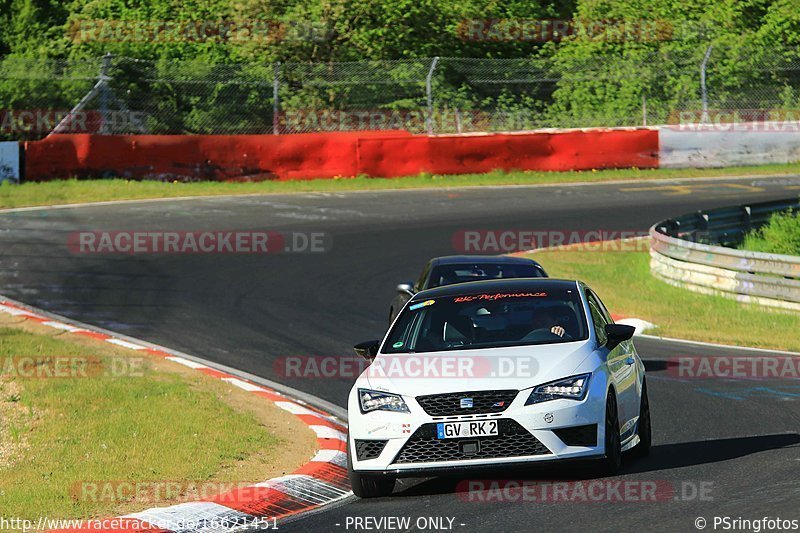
[430,255,542,266]
[411,278,580,299]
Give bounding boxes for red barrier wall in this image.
[23,128,658,182]
[357,129,659,176]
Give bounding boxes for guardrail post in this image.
[743,205,753,233]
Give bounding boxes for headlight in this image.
[525,373,591,405]
[358,388,409,414]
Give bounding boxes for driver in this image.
[531,309,565,337]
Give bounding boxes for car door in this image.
[586,289,638,438]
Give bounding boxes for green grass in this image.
[741,209,800,256]
[523,247,800,352]
[0,326,280,519]
[2,161,800,208]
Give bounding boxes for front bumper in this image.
[348,386,607,473]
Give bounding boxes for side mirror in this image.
[604,324,635,350]
[396,282,414,296]
[354,340,380,361]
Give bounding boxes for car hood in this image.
[363,341,595,397]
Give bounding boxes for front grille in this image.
[416,390,518,416]
[393,419,549,463]
[355,439,388,460]
[553,424,598,447]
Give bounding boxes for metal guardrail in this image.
[649,197,800,312]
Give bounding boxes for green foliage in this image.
[742,209,800,256]
[0,0,573,62]
[548,0,800,124]
[0,0,798,136]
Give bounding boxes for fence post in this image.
[98,53,113,134]
[273,62,281,135]
[50,53,112,136]
[700,45,713,123]
[642,93,647,126]
[426,57,440,135]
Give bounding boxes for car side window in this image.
[589,289,614,324]
[586,290,608,346]
[415,262,432,291]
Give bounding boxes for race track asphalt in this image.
[1,175,798,532]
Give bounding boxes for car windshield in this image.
[427,263,544,288]
[383,287,588,353]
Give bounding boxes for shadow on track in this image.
[389,433,800,498]
[621,433,800,473]
[643,360,678,373]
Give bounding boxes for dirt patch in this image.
[0,379,40,469]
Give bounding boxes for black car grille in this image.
[393,419,550,463]
[416,390,518,416]
[355,439,388,460]
[553,424,598,447]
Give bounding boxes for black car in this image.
[389,255,548,322]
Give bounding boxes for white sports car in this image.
[348,278,650,498]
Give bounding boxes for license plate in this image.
[436,420,499,439]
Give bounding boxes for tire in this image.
[348,441,395,498]
[631,380,652,459]
[597,390,622,476]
